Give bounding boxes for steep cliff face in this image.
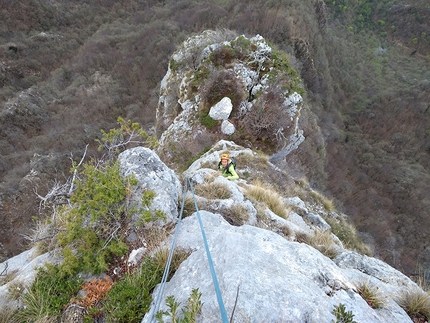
[154,30,311,169]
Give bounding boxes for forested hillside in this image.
[0,0,429,278]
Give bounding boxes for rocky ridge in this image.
[155,30,308,166]
[0,140,424,322]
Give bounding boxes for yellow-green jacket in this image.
[218,159,239,180]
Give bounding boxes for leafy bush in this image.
[97,116,158,160]
[331,303,357,323]
[103,256,164,323]
[57,160,131,274]
[155,288,203,323]
[103,249,190,323]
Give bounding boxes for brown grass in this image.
[356,280,385,309]
[246,180,290,219]
[396,288,430,321]
[194,181,232,200]
[307,230,338,259]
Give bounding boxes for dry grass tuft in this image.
[143,226,170,253]
[0,268,18,286]
[279,225,292,237]
[310,190,336,212]
[222,204,249,226]
[246,180,289,219]
[153,248,192,280]
[6,280,25,300]
[324,216,371,256]
[356,280,385,309]
[181,196,197,218]
[194,181,232,200]
[31,205,74,256]
[295,232,311,244]
[396,288,430,322]
[0,306,20,323]
[307,230,338,259]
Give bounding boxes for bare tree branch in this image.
[69,143,89,197]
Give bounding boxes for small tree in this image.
[97,116,158,160]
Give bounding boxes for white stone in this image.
[209,97,232,120]
[128,247,147,266]
[221,120,235,135]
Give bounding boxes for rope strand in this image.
[148,178,229,323]
[188,178,229,323]
[149,179,189,322]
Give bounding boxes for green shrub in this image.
[57,160,131,274]
[331,303,357,323]
[269,49,305,96]
[97,116,158,160]
[200,112,218,129]
[103,249,189,323]
[190,66,210,92]
[17,265,82,322]
[155,288,203,323]
[103,256,164,323]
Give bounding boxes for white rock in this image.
[209,97,232,120]
[221,120,235,135]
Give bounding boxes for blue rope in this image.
[188,178,229,323]
[149,179,189,323]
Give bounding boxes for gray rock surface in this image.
[118,146,182,224]
[142,212,412,323]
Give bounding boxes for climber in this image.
[218,153,239,180]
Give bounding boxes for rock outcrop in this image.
[0,140,425,322]
[139,140,419,323]
[155,30,306,165]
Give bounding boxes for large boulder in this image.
[118,146,182,225]
[142,212,412,323]
[0,247,58,309]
